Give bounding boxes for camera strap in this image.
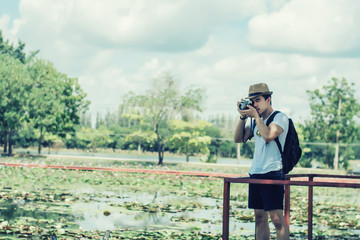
[242,117,254,143]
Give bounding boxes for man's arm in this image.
[234,101,253,143]
[239,104,283,143]
[234,118,252,143]
[254,116,283,143]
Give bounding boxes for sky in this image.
[1,0,360,124]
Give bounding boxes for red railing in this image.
[222,174,360,240]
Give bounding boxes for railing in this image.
[222,174,360,240]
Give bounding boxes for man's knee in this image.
[254,210,268,224]
[269,210,285,229]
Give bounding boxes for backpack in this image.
[252,111,302,174]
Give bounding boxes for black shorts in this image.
[248,170,284,211]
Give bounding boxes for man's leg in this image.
[254,209,270,240]
[268,209,289,240]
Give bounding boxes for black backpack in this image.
[252,111,302,174]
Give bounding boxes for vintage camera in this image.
[239,99,253,110]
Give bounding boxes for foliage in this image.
[0,54,32,155]
[12,123,37,148]
[122,72,205,164]
[0,30,38,64]
[65,126,113,151]
[168,120,211,162]
[125,130,157,152]
[27,59,90,154]
[0,33,89,155]
[303,78,360,169]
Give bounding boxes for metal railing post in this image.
[222,179,230,240]
[284,184,291,230]
[308,176,314,240]
[221,174,360,239]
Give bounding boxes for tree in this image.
[121,113,144,155]
[108,124,133,151]
[79,112,92,128]
[123,72,205,165]
[0,31,38,64]
[168,120,211,162]
[27,59,89,154]
[0,54,32,155]
[304,78,360,169]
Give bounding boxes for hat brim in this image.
[246,91,273,99]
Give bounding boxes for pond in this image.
[0,162,359,239]
[0,187,256,235]
[4,186,359,238]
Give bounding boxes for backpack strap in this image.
[265,111,283,154]
[265,111,280,126]
[247,118,256,141]
[274,137,283,154]
[248,111,282,153]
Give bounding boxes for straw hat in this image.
[246,83,273,99]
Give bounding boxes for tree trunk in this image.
[157,141,164,165]
[137,125,142,158]
[158,146,164,165]
[155,123,163,165]
[186,145,189,162]
[8,129,12,156]
[38,126,43,154]
[137,142,141,159]
[334,92,342,170]
[3,129,7,153]
[334,130,340,170]
[157,140,164,165]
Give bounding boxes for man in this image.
[234,83,290,240]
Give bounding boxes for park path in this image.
[1,161,360,184]
[0,161,242,178]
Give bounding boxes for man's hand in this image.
[237,100,248,120]
[239,105,258,119]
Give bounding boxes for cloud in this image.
[12,0,284,54]
[0,14,18,43]
[3,0,359,123]
[0,14,10,30]
[248,0,360,56]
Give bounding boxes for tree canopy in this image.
[0,54,32,154]
[303,77,360,169]
[122,73,206,164]
[0,32,89,155]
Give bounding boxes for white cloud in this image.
[248,0,360,56]
[0,14,18,43]
[140,58,159,72]
[195,36,215,57]
[0,14,10,30]
[12,0,284,54]
[2,0,360,123]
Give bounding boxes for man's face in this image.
[251,96,271,115]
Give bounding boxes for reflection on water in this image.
[1,189,359,236]
[0,200,77,228]
[69,191,222,232]
[0,190,234,233]
[72,202,174,231]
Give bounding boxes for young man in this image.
[234,83,290,240]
